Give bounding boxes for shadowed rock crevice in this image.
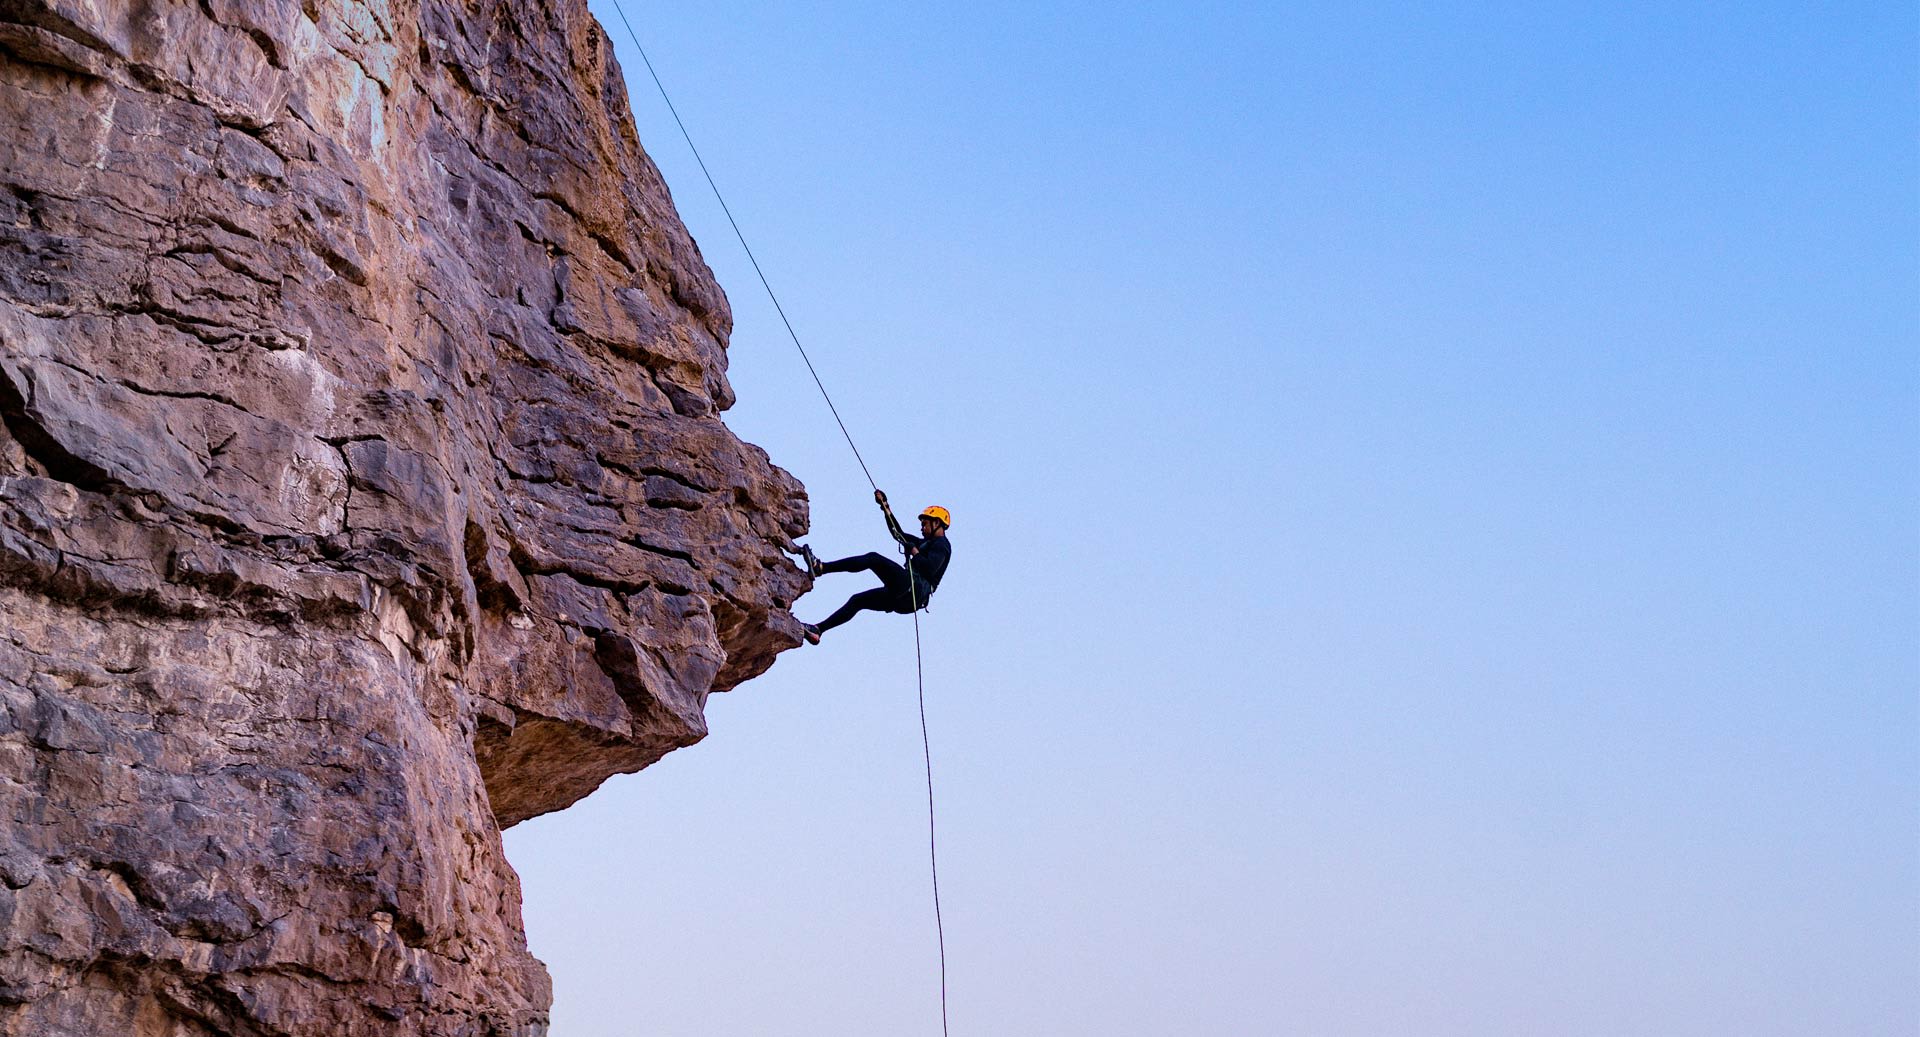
[0,0,812,1034]
[0,365,120,494]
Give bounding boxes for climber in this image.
[798,490,951,644]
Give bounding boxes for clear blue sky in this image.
[505,3,1919,1033]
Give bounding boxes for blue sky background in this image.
[503,2,1919,1033]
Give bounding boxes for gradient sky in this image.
[502,3,1919,1034]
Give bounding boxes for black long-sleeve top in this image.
[886,511,952,603]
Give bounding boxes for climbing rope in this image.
[907,562,949,1036]
[603,4,949,1032]
[604,0,878,493]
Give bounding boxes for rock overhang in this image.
[0,0,810,1032]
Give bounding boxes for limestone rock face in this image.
[0,0,811,1032]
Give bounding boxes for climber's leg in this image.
[815,587,901,634]
[820,552,910,595]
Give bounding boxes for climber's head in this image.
[919,506,951,536]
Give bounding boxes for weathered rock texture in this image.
[0,0,811,1032]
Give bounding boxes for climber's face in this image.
[919,516,943,537]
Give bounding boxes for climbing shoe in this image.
[799,544,824,578]
[802,623,822,645]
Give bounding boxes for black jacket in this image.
[887,512,951,605]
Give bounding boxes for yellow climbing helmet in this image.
[919,505,951,528]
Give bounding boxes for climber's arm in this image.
[877,490,920,551]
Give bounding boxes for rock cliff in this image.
[0,0,810,1032]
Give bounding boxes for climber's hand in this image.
[874,489,890,509]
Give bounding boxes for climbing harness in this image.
[603,4,950,1033]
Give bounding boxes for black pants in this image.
[816,552,918,632]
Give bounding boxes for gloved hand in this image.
[874,489,890,511]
